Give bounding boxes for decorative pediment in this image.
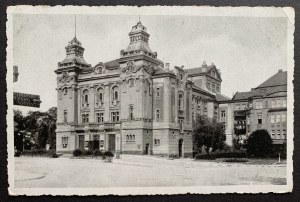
[93,62,105,75]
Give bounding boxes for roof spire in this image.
[74,15,77,38]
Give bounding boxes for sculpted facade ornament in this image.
[58,71,77,85]
[93,62,105,75]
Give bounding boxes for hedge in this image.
[195,151,247,160]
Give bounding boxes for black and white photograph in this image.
[7,6,294,195]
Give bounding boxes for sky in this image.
[12,13,288,115]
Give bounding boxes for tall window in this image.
[112,86,119,101]
[82,89,89,104]
[96,112,104,123]
[257,114,262,124]
[156,87,160,98]
[212,82,216,93]
[276,114,281,123]
[277,99,281,108]
[156,109,160,121]
[82,113,89,123]
[265,100,268,108]
[277,130,281,139]
[283,99,287,107]
[282,114,286,122]
[220,110,226,122]
[111,111,119,122]
[62,136,68,148]
[270,115,275,123]
[129,105,134,120]
[282,130,286,139]
[272,100,276,108]
[178,93,184,110]
[63,110,67,123]
[97,87,104,103]
[256,101,262,109]
[63,87,68,95]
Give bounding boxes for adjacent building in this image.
[55,21,222,157]
[218,70,287,146]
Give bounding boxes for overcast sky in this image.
[12,13,288,114]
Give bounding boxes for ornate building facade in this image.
[55,21,222,157]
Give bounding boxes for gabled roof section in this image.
[104,59,119,69]
[232,91,252,100]
[185,62,222,81]
[256,70,287,88]
[216,93,231,102]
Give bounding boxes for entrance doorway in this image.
[145,143,149,155]
[108,134,116,153]
[178,138,183,157]
[79,135,85,150]
[93,135,99,150]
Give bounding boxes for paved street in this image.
[14,155,286,188]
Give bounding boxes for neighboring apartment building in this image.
[218,70,287,146]
[55,21,222,157]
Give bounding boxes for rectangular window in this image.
[62,136,68,148]
[129,105,134,121]
[282,130,286,139]
[256,101,262,109]
[271,130,275,139]
[96,112,104,123]
[265,100,268,108]
[64,110,67,123]
[154,139,160,146]
[156,88,160,98]
[276,114,281,123]
[82,113,89,123]
[277,100,281,108]
[257,114,262,124]
[270,115,275,124]
[116,112,119,122]
[220,110,226,122]
[156,109,160,121]
[282,114,286,122]
[283,99,287,107]
[111,112,116,122]
[272,100,276,108]
[277,130,281,139]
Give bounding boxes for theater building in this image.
[218,70,287,146]
[55,21,223,157]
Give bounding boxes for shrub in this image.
[223,158,248,163]
[84,150,93,156]
[22,149,48,156]
[93,149,103,157]
[73,149,83,157]
[14,150,21,157]
[247,130,273,157]
[52,153,59,158]
[195,154,216,160]
[103,151,114,157]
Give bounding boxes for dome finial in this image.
[74,15,77,38]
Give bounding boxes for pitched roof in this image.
[232,91,252,100]
[256,70,287,88]
[216,93,231,102]
[184,65,214,75]
[104,59,119,69]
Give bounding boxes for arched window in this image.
[112,86,119,101]
[82,89,89,104]
[63,87,68,95]
[178,92,184,110]
[97,87,104,103]
[129,105,134,120]
[130,135,132,141]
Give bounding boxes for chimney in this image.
[278,69,283,73]
[202,61,207,71]
[165,63,170,70]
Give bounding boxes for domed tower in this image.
[55,36,91,152]
[119,21,163,155]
